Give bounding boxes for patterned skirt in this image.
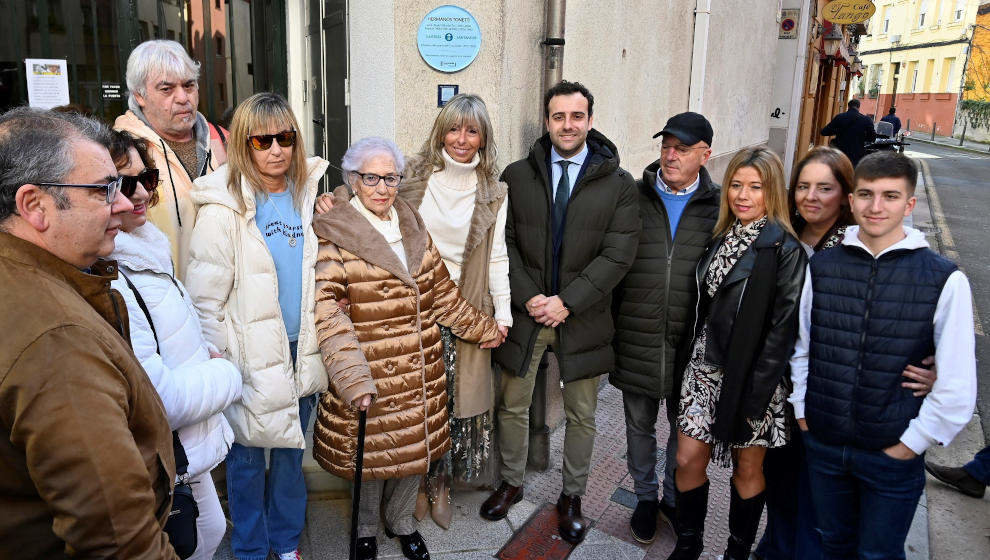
[678,327,790,465]
[432,326,494,483]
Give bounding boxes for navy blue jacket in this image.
[805,244,957,450]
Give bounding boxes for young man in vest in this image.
[789,152,976,559]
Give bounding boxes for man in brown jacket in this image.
[0,108,179,559]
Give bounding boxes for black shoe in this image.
[721,484,766,560]
[354,536,377,560]
[384,528,430,560]
[666,479,709,560]
[480,481,524,521]
[630,500,660,544]
[556,493,589,545]
[925,460,987,498]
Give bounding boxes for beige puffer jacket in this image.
[311,194,500,481]
[184,157,329,449]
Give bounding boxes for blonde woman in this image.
[667,147,806,560]
[397,94,511,527]
[185,92,339,560]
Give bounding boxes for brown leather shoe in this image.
[556,493,589,544]
[480,482,523,521]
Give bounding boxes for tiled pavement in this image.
[215,377,931,559]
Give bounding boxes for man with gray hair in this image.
[115,39,228,279]
[0,107,179,559]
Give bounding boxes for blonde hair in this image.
[408,93,498,183]
[226,93,308,212]
[714,146,795,238]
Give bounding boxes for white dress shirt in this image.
[549,143,589,201]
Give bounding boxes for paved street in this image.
[905,141,990,440]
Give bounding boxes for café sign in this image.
[822,0,876,25]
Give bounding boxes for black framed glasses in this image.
[247,130,296,151]
[351,171,403,189]
[35,177,124,204]
[120,168,160,198]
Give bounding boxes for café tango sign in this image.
[822,0,876,24]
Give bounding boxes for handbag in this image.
[121,272,199,558]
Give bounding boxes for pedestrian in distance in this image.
[790,152,977,560]
[106,129,243,560]
[0,107,180,558]
[311,136,502,560]
[669,147,807,560]
[399,93,512,527]
[820,98,876,166]
[184,92,328,560]
[609,111,721,544]
[925,446,990,499]
[481,80,640,545]
[881,106,902,136]
[754,146,936,560]
[115,39,228,280]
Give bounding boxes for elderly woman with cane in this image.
[311,137,503,560]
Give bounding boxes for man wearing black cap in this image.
[610,112,721,544]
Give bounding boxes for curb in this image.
[910,137,990,156]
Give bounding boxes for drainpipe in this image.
[784,2,813,177]
[689,0,711,112]
[542,0,566,95]
[527,0,566,475]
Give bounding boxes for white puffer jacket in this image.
[110,222,242,478]
[185,157,329,449]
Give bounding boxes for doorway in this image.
[307,0,349,189]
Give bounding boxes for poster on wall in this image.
[25,58,70,109]
[779,9,800,39]
[417,5,482,73]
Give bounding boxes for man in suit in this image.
[481,81,640,545]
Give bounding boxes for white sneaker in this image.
[278,551,302,560]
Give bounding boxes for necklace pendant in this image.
[288,236,297,247]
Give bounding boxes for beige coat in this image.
[184,157,328,449]
[397,163,507,418]
[311,195,500,481]
[114,110,227,281]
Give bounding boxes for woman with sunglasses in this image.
[107,129,243,560]
[310,136,503,560]
[184,92,328,560]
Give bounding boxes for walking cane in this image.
[349,409,367,560]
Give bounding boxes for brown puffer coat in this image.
[311,194,500,481]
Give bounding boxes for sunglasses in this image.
[247,130,297,151]
[120,168,160,198]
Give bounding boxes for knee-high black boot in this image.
[666,479,709,560]
[722,483,767,560]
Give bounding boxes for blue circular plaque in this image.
[417,5,482,73]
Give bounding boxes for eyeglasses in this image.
[351,171,403,189]
[35,177,124,205]
[247,130,296,151]
[661,143,709,156]
[120,168,160,198]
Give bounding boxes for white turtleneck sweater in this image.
[349,196,407,271]
[418,150,512,326]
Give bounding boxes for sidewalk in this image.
[908,130,990,154]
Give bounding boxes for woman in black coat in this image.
[667,147,806,560]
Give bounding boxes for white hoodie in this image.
[789,226,977,454]
[110,222,242,477]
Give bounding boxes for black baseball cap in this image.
[653,112,713,146]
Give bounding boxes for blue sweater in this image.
[657,189,695,238]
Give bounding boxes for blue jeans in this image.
[803,430,925,560]
[963,445,990,484]
[226,394,316,560]
[756,429,822,559]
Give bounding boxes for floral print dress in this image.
[678,216,790,452]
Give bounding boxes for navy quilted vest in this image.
[805,244,956,450]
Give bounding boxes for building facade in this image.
[854,0,980,136]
